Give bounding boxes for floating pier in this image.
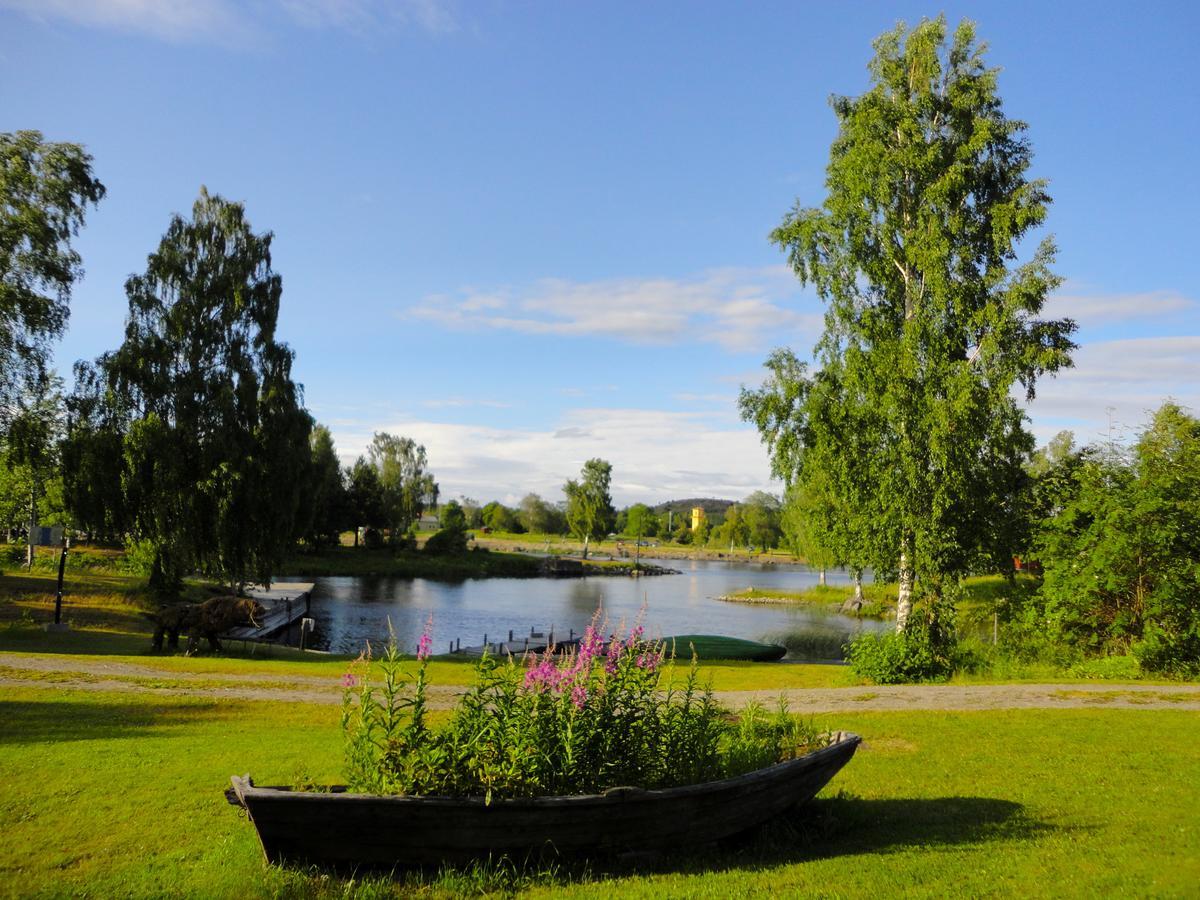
[450,626,581,658]
[223,582,315,646]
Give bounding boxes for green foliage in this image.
[346,456,386,542]
[367,432,438,547]
[68,189,311,598]
[710,502,749,551]
[342,627,827,801]
[438,499,467,532]
[1068,655,1142,681]
[519,493,564,534]
[0,131,105,427]
[424,501,468,556]
[60,364,127,540]
[1035,403,1200,676]
[564,458,614,557]
[283,544,542,579]
[742,18,1075,633]
[622,502,656,538]
[421,527,468,556]
[846,627,953,684]
[298,425,348,551]
[481,500,522,533]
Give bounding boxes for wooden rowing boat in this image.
[225,731,861,867]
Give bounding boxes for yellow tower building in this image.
[691,507,706,531]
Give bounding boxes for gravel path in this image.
[3,652,1199,711]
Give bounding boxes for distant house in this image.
[691,507,706,531]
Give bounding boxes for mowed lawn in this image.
[1,685,1196,898]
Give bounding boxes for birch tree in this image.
[367,432,438,547]
[0,131,104,432]
[744,17,1074,633]
[564,458,614,559]
[71,188,311,597]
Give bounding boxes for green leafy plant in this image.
[845,627,952,684]
[340,619,828,800]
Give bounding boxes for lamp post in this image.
[47,534,70,632]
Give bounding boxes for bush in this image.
[845,627,952,684]
[120,539,157,576]
[341,624,828,800]
[423,527,468,556]
[1068,654,1143,681]
[1131,627,1199,679]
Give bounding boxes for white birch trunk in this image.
[582,534,589,560]
[853,573,864,602]
[895,545,915,632]
[819,568,827,587]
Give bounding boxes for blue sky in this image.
[3,1,1198,505]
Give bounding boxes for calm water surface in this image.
[295,558,888,656]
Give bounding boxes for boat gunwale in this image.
[231,730,861,809]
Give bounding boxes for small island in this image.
[716,585,894,620]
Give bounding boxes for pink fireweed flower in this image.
[605,636,622,674]
[340,672,359,688]
[416,614,434,662]
[635,651,661,672]
[571,682,588,709]
[628,624,645,645]
[580,625,603,659]
[524,652,566,692]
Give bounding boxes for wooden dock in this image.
[223,582,314,644]
[450,627,582,658]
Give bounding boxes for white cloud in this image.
[276,0,456,34]
[1026,336,1200,445]
[0,0,246,43]
[0,0,456,44]
[406,267,821,353]
[1043,286,1194,325]
[330,407,776,506]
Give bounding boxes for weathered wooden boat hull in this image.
[227,732,860,867]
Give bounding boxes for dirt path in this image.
[3,652,1199,711]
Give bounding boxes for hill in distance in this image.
[649,498,736,516]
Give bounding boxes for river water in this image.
[295,558,889,658]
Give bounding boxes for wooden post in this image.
[53,537,68,625]
[993,611,999,645]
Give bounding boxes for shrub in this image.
[341,622,827,800]
[1131,627,1199,679]
[1068,654,1143,681]
[423,527,468,556]
[845,627,952,684]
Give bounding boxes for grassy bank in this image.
[470,531,798,564]
[0,686,1195,897]
[282,546,542,579]
[719,584,895,619]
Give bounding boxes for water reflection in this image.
[295,559,890,658]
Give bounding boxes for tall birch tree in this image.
[743,17,1075,633]
[564,458,614,560]
[71,188,311,597]
[1,131,104,432]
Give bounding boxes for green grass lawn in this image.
[0,686,1195,898]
